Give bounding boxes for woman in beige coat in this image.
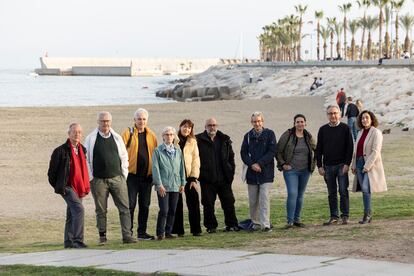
[172,119,202,236]
[351,110,387,224]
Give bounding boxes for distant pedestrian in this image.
[48,123,90,249]
[351,111,387,224]
[310,77,318,91]
[85,111,137,245]
[355,99,363,112]
[336,88,347,117]
[249,72,253,83]
[316,105,354,226]
[316,77,324,87]
[345,97,360,141]
[241,112,277,232]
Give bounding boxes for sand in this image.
[0,97,327,219]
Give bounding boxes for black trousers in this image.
[172,180,202,235]
[126,173,152,236]
[200,181,238,229]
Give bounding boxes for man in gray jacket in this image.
[84,111,137,244]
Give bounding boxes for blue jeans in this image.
[324,164,349,218]
[356,157,371,213]
[156,192,179,236]
[283,169,311,224]
[347,117,358,141]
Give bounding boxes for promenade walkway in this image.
[0,249,413,275]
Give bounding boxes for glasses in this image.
[164,133,174,136]
[207,124,217,127]
[327,112,339,115]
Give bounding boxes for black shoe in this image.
[293,221,306,228]
[225,226,240,232]
[341,217,349,225]
[284,222,294,229]
[263,227,273,232]
[123,237,138,244]
[206,228,217,234]
[138,233,155,241]
[323,218,338,226]
[64,242,73,249]
[359,213,372,224]
[165,233,176,239]
[177,234,185,237]
[98,236,107,245]
[72,242,88,249]
[192,232,202,237]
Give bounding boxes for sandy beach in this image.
[0,97,327,219]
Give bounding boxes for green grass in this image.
[0,134,413,253]
[0,264,174,275]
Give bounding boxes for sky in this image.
[1,0,413,69]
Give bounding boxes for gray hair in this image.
[67,123,81,134]
[251,111,264,120]
[97,111,112,121]
[326,105,340,112]
[134,108,149,120]
[162,126,177,136]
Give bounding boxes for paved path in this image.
[0,249,413,275]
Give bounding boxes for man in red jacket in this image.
[336,88,347,118]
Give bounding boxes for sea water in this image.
[0,69,180,107]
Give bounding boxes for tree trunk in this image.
[404,35,410,53]
[351,37,356,60]
[379,9,383,56]
[384,32,390,58]
[344,16,347,60]
[317,22,321,60]
[337,41,341,59]
[330,32,334,59]
[395,14,400,58]
[323,41,327,60]
[298,17,303,61]
[368,32,372,59]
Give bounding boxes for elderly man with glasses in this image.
[196,118,239,233]
[316,105,354,226]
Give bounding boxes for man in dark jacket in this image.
[48,123,90,249]
[196,118,239,233]
[240,112,277,232]
[345,97,360,141]
[316,105,354,225]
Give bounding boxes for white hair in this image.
[97,111,112,121]
[134,108,149,120]
[162,126,176,136]
[67,123,81,134]
[251,111,264,120]
[326,105,340,112]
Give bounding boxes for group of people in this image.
[336,88,364,141]
[310,77,324,91]
[48,105,387,249]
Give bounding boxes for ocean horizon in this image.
[0,69,181,107]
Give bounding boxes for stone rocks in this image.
[156,85,242,102]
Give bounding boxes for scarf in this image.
[164,143,176,159]
[68,140,90,198]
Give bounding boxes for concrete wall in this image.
[72,66,131,76]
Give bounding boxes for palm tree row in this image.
[258,0,414,61]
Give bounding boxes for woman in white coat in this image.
[351,110,387,224]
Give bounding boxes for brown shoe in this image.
[122,237,138,244]
[323,218,338,226]
[165,233,176,239]
[341,217,349,225]
[157,235,164,241]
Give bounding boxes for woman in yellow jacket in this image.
[351,110,387,224]
[172,119,202,236]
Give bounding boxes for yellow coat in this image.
[121,126,157,176]
[351,127,387,193]
[182,137,200,179]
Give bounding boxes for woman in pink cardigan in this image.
[351,110,387,224]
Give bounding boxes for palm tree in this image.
[392,0,406,58]
[364,16,379,59]
[295,4,308,61]
[384,5,392,58]
[349,19,360,60]
[327,17,337,59]
[339,3,352,60]
[372,0,391,57]
[399,13,414,56]
[320,25,330,60]
[357,0,371,60]
[315,10,324,60]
